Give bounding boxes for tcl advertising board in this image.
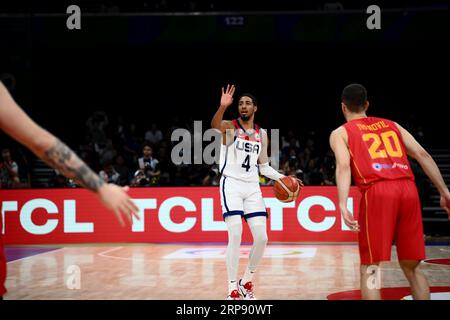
[1,187,361,244]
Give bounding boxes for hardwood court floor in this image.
[4,244,450,300]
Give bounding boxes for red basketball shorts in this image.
[358,179,426,265]
[0,213,6,297]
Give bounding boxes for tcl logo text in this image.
[1,196,355,235]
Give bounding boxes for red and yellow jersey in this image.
[342,116,414,190]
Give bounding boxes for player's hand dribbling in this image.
[440,191,450,220]
[220,84,235,108]
[340,206,360,232]
[289,175,304,188]
[97,184,140,227]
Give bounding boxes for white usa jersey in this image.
[219,118,263,183]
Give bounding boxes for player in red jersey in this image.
[330,84,450,300]
[0,82,139,299]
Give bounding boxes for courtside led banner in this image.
[1,187,361,244]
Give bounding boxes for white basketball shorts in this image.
[219,175,268,221]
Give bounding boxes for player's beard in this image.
[240,113,251,121]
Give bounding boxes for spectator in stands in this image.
[322,148,336,185]
[98,139,117,165]
[99,161,121,184]
[50,170,77,188]
[282,135,301,162]
[298,147,312,171]
[157,141,172,185]
[305,134,317,156]
[281,149,304,182]
[134,144,160,186]
[202,165,220,186]
[79,146,98,172]
[0,148,20,188]
[86,111,109,149]
[187,164,205,186]
[114,155,131,186]
[281,130,300,152]
[15,111,429,189]
[172,165,189,186]
[303,158,324,185]
[121,122,142,165]
[144,123,164,147]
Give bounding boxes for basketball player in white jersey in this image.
[211,84,299,300]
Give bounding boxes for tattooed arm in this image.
[43,139,105,192]
[0,83,103,191]
[0,82,138,225]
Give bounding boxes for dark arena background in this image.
[0,0,450,307]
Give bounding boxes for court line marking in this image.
[97,246,336,265]
[95,249,450,273]
[95,245,450,268]
[98,246,124,256]
[97,246,320,261]
[6,248,66,264]
[73,250,450,275]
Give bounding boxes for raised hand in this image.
[220,84,235,108]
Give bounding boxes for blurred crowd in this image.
[0,110,427,190]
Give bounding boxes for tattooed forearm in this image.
[72,163,105,191]
[43,139,105,192]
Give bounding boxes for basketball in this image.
[273,176,301,202]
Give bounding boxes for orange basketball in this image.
[273,176,301,203]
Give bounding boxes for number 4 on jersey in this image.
[242,155,251,172]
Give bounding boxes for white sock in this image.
[228,280,237,294]
[225,215,243,294]
[241,268,256,285]
[242,216,268,284]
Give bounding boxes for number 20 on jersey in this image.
[362,130,403,159]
